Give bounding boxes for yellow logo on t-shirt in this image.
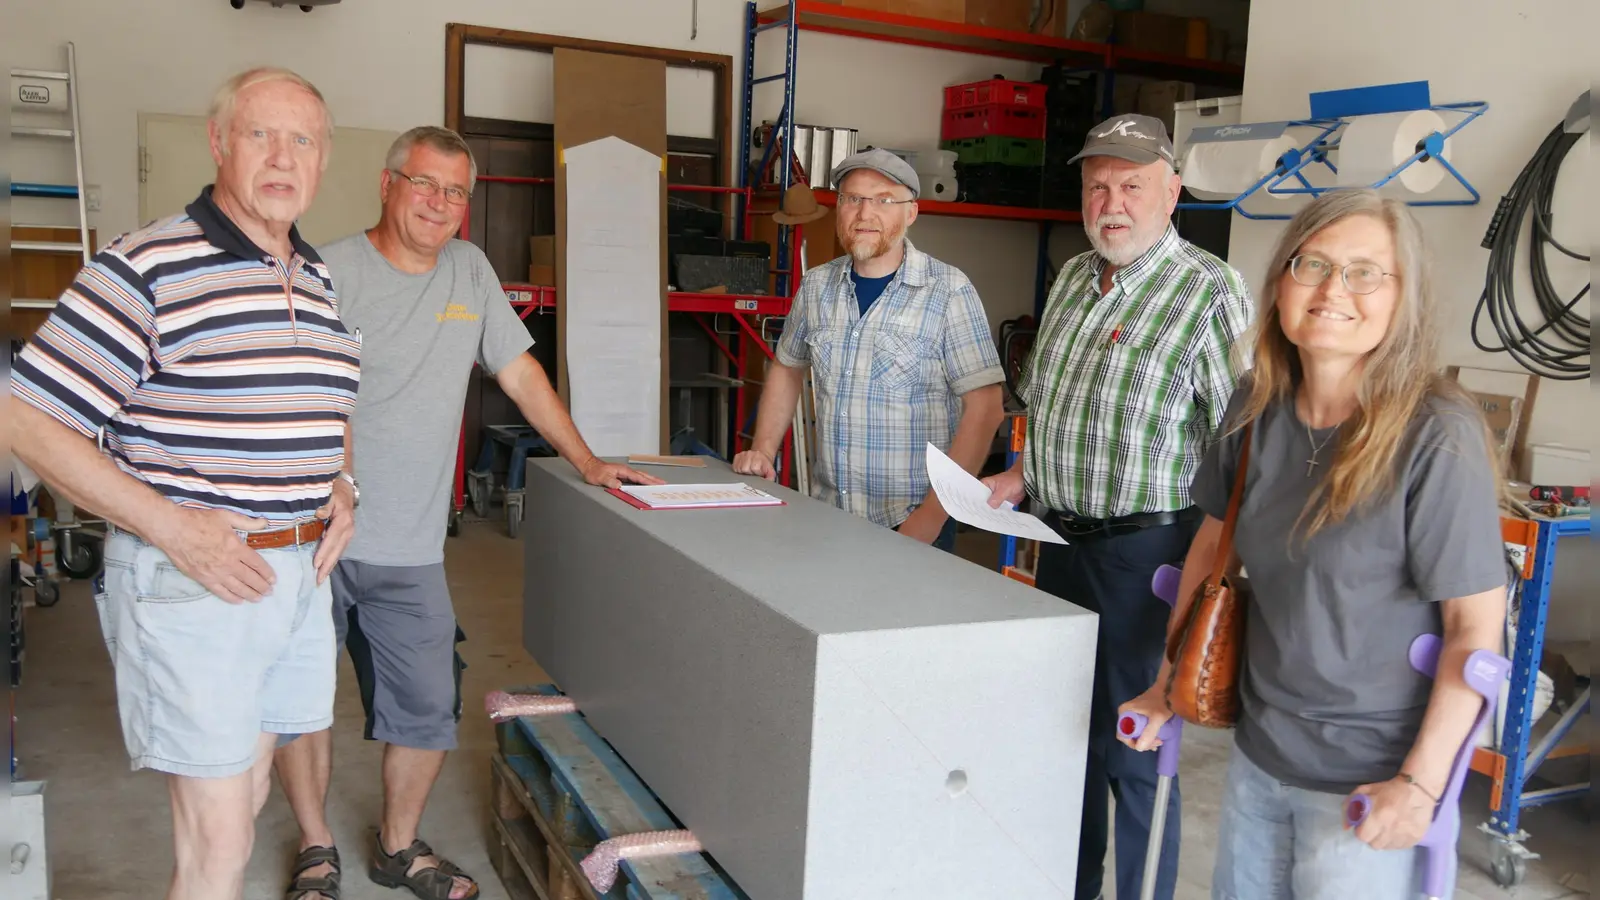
[437,303,480,323]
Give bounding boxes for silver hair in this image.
[209,67,333,163]
[385,126,478,191]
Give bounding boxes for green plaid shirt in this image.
[1017,227,1254,519]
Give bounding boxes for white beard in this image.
[1086,214,1159,267]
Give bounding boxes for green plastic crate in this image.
[940,136,1046,168]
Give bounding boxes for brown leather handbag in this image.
[1164,422,1253,728]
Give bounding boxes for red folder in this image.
[604,486,786,511]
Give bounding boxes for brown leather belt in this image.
[245,519,325,549]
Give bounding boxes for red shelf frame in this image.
[762,0,1244,89]
[809,190,1081,223]
[451,179,805,520]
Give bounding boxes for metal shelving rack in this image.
[744,0,1245,316]
[448,177,807,533]
[1476,513,1592,888]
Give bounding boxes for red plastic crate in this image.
[943,78,1048,110]
[941,104,1047,141]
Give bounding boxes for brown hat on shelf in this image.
[771,183,829,225]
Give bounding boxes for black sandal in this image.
[286,845,341,900]
[369,834,480,900]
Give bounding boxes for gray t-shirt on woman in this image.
[1191,380,1507,794]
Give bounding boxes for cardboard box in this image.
[1469,392,1523,460]
[966,0,1067,36]
[1137,80,1196,134]
[1185,18,1209,59]
[529,235,555,267]
[1114,10,1191,57]
[846,0,967,24]
[527,264,555,286]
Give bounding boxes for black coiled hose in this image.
[1471,118,1590,380]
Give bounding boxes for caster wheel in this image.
[34,578,60,608]
[56,535,102,580]
[301,4,314,10]
[231,0,245,7]
[467,472,491,519]
[1491,846,1526,888]
[447,510,462,538]
[506,497,524,539]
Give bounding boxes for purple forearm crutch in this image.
[1116,563,1186,900]
[1344,634,1511,900]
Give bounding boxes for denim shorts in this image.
[1212,741,1453,900]
[96,530,336,778]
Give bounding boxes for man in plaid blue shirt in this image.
[733,149,1006,550]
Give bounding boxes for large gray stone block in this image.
[523,459,1096,900]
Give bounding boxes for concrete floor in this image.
[13,520,1592,899]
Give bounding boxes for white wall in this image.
[7,0,1081,330]
[1229,0,1594,453]
[5,0,747,242]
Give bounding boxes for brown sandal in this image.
[286,845,341,900]
[369,834,479,900]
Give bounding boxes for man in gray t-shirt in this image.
[272,126,658,900]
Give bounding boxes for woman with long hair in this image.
[1118,188,1508,898]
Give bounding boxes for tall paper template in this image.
[564,136,662,457]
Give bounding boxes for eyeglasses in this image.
[836,192,915,210]
[388,170,471,205]
[1288,254,1395,295]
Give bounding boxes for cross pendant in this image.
[1306,457,1319,477]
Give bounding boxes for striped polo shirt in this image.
[12,186,362,526]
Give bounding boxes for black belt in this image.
[1041,506,1199,541]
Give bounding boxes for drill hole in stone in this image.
[945,769,969,797]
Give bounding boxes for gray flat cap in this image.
[1067,114,1177,167]
[830,147,921,198]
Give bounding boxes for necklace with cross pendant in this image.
[1305,421,1336,477]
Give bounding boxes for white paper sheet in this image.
[565,136,663,457]
[925,443,1066,544]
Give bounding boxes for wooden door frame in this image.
[444,23,735,187]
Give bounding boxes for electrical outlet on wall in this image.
[86,185,102,211]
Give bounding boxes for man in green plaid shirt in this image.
[985,114,1253,900]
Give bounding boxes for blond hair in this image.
[208,66,333,161]
[1231,188,1495,536]
[385,126,478,190]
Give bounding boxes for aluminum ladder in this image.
[11,42,91,310]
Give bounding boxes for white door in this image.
[139,113,399,247]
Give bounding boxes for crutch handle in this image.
[1119,711,1184,778]
[1344,793,1372,829]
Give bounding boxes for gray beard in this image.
[1086,226,1151,267]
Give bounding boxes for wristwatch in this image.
[338,471,361,508]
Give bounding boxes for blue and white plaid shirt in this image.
[775,240,1005,528]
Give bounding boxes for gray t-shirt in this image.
[321,234,533,566]
[1191,379,1507,794]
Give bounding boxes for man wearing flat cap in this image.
[984,115,1253,900]
[734,148,1006,550]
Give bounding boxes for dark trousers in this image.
[1035,518,1198,900]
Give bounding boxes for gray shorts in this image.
[281,559,465,751]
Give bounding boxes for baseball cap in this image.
[1067,114,1176,167]
[830,147,921,199]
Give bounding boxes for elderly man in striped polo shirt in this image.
[985,115,1254,900]
[733,148,1007,549]
[10,67,357,900]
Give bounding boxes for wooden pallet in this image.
[489,685,746,900]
